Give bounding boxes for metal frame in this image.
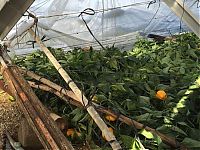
[0,0,34,40]
[0,0,199,40]
[0,0,7,11]
[163,0,200,38]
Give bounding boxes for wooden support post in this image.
[10,66,74,150]
[29,28,122,150]
[0,58,55,149]
[0,46,74,150]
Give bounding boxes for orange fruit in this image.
[102,127,114,141]
[66,128,74,136]
[156,90,167,100]
[105,115,117,122]
[67,128,82,138]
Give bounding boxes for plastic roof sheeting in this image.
[4,0,200,55]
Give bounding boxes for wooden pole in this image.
[10,66,74,150]
[0,57,57,149]
[0,45,74,150]
[28,81,83,108]
[28,28,122,150]
[19,67,78,101]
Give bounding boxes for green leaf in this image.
[58,60,68,64]
[111,83,126,92]
[177,122,190,127]
[154,134,162,145]
[126,99,136,111]
[188,128,200,141]
[135,113,151,122]
[182,138,200,148]
[72,112,84,123]
[157,124,188,137]
[108,58,118,69]
[163,66,170,74]
[8,95,15,102]
[132,138,146,150]
[139,129,154,139]
[140,107,152,113]
[188,49,198,59]
[180,67,185,74]
[156,84,169,90]
[161,56,171,65]
[79,113,89,122]
[0,75,3,80]
[177,89,187,96]
[169,125,188,136]
[121,135,135,148]
[70,108,85,123]
[139,96,150,105]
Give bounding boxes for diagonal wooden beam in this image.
[28,28,122,150]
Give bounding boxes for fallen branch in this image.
[21,69,186,149]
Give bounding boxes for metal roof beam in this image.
[163,0,200,38]
[0,0,34,40]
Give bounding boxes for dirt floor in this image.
[0,89,22,148]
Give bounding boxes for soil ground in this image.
[0,89,22,148]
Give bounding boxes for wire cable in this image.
[144,0,161,33]
[179,0,187,33]
[37,1,153,19]
[79,8,105,50]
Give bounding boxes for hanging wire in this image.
[78,8,105,50]
[15,24,20,49]
[196,0,200,8]
[179,0,187,33]
[147,0,157,8]
[144,0,161,33]
[101,0,105,41]
[38,1,152,19]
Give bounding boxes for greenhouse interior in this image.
[0,0,199,149]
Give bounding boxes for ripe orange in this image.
[156,90,167,100]
[105,115,117,122]
[102,127,114,141]
[66,128,81,138]
[66,128,74,136]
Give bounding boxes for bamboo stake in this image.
[19,67,77,101]
[28,81,82,108]
[26,76,184,149]
[28,28,122,150]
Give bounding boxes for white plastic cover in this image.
[3,0,199,55]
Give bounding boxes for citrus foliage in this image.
[14,33,200,149]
